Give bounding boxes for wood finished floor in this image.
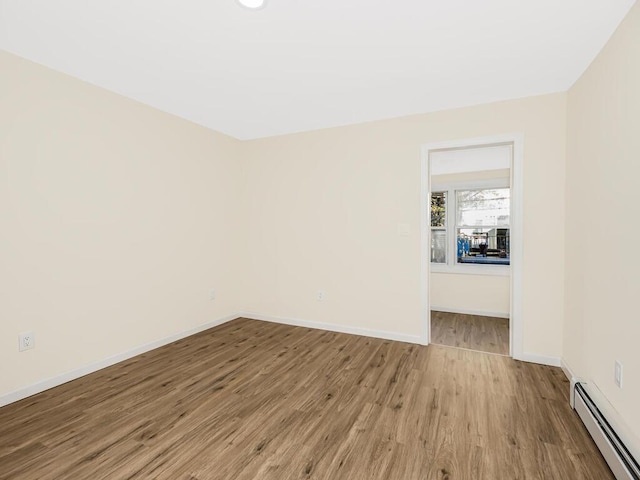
[0,318,612,480]
[431,310,510,356]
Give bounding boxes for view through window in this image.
[430,187,510,266]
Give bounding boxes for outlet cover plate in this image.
[19,331,35,352]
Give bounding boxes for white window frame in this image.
[430,178,510,276]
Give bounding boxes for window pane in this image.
[456,188,510,227]
[457,228,510,265]
[431,229,447,264]
[430,192,446,227]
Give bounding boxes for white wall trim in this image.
[420,143,431,345]
[240,312,423,345]
[561,358,579,408]
[561,358,576,382]
[430,263,510,276]
[510,134,525,361]
[430,306,510,319]
[421,134,525,359]
[519,352,562,367]
[0,313,239,408]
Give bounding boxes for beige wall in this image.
[243,93,566,356]
[565,1,640,446]
[0,51,568,402]
[0,52,244,397]
[430,273,509,317]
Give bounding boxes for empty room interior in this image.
[1,1,639,479]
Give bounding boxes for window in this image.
[455,188,510,265]
[430,184,510,269]
[430,191,446,263]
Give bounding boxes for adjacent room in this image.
[428,144,512,356]
[1,1,639,479]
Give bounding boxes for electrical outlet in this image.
[19,331,35,352]
[614,361,623,388]
[210,289,216,300]
[317,291,325,301]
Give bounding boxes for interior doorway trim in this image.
[420,134,524,360]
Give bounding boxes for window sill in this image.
[430,263,510,276]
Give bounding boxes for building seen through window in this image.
[430,188,510,266]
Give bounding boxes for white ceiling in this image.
[0,0,635,140]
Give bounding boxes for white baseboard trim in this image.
[561,359,579,408]
[240,312,423,345]
[0,314,238,408]
[430,306,510,319]
[561,359,575,382]
[518,352,562,367]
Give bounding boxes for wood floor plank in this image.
[0,318,613,479]
[431,310,510,355]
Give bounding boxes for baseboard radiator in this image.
[574,383,640,480]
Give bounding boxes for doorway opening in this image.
[420,135,523,359]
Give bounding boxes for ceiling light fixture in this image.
[236,0,267,9]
